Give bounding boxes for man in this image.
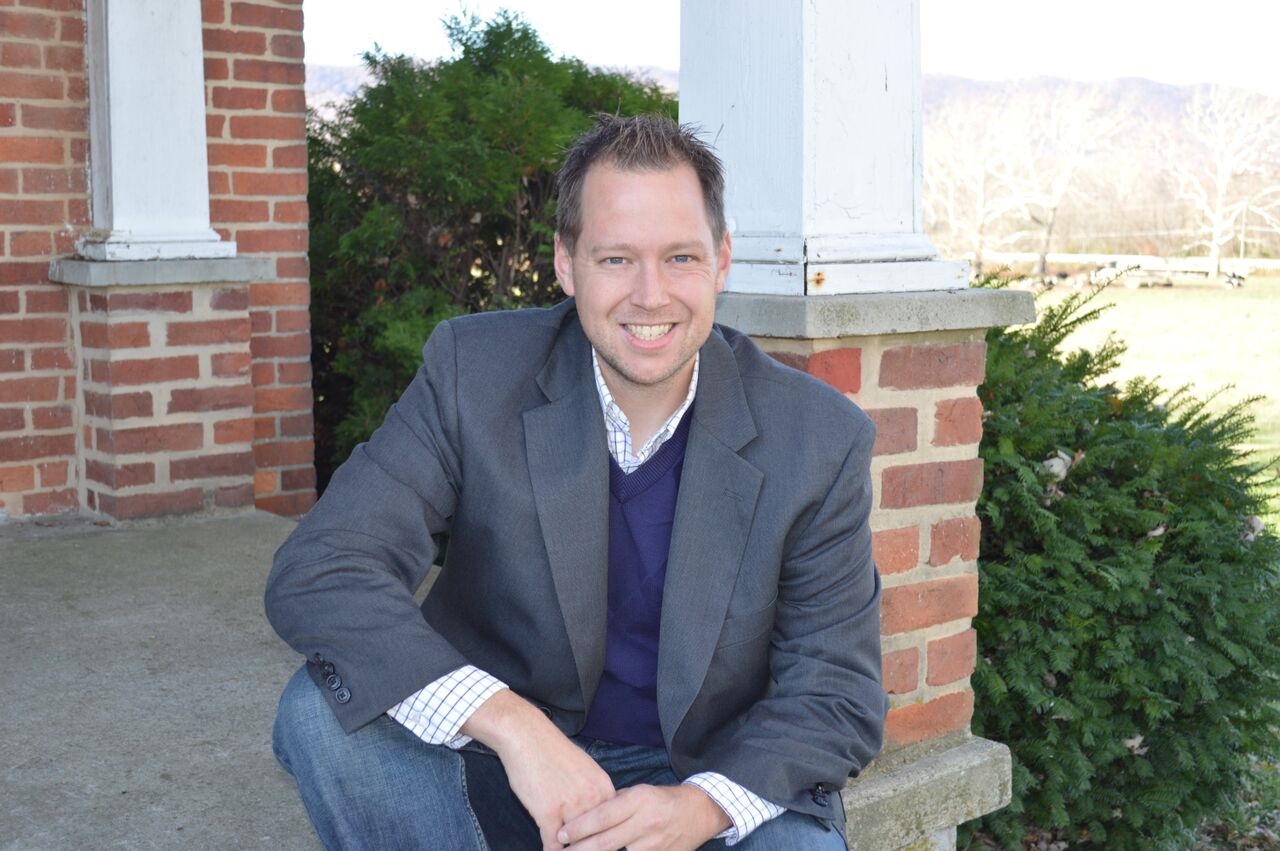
[267,114,886,850]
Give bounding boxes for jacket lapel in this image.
[657,329,763,744]
[523,313,610,709]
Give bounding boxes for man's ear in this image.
[554,233,575,296]
[714,230,732,294]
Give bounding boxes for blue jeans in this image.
[273,667,847,850]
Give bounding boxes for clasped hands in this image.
[460,690,730,851]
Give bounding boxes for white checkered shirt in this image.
[388,349,783,843]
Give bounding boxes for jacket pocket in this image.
[716,597,776,648]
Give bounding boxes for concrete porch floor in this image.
[1,511,318,850]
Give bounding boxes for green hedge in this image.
[963,287,1280,849]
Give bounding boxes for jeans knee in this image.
[272,666,339,774]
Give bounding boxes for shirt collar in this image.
[591,349,699,470]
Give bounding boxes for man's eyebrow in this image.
[589,241,709,254]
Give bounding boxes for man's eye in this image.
[672,254,694,263]
[603,257,627,265]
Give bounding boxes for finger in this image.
[559,792,636,845]
[540,821,567,851]
[564,822,638,851]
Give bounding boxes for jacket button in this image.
[538,704,553,720]
[811,783,829,806]
[325,674,343,691]
[334,687,351,704]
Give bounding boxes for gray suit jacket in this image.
[265,299,886,820]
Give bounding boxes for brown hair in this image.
[555,113,726,254]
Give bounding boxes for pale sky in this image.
[304,1,1280,97]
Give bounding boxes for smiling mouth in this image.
[624,323,673,341]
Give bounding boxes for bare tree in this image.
[1166,85,1280,277]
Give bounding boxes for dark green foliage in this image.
[963,285,1280,849]
[308,12,675,487]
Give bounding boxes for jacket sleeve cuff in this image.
[386,665,507,748]
[683,772,786,845]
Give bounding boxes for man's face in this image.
[555,162,730,406]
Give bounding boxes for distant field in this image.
[1038,272,1280,516]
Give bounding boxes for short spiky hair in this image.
[555,113,726,255]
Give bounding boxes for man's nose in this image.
[630,262,670,311]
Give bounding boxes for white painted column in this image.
[681,0,965,295]
[81,0,234,261]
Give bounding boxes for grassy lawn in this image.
[1040,272,1280,522]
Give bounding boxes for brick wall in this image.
[770,331,988,752]
[0,0,315,520]
[0,1,87,519]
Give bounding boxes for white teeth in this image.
[625,324,672,341]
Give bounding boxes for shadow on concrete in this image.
[1,512,318,849]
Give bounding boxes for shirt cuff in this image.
[386,665,507,749]
[683,772,786,845]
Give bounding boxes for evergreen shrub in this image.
[308,12,674,487]
[963,287,1280,849]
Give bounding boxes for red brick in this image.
[0,350,23,373]
[83,390,153,420]
[237,227,307,254]
[23,487,77,514]
[0,376,58,403]
[268,310,306,334]
[32,404,71,429]
[18,0,83,11]
[0,314,63,342]
[8,229,50,256]
[85,459,155,489]
[276,361,311,384]
[279,413,312,437]
[108,356,200,386]
[201,0,224,24]
[21,166,86,194]
[213,417,254,444]
[204,57,228,82]
[67,197,89,225]
[168,385,253,414]
[215,482,254,507]
[927,629,977,687]
[211,351,251,378]
[0,40,42,68]
[233,57,303,85]
[0,291,17,313]
[254,384,309,413]
[257,490,315,517]
[42,44,83,72]
[37,460,67,488]
[0,10,56,39]
[880,459,984,509]
[0,197,62,223]
[101,423,203,455]
[61,373,74,399]
[0,168,17,191]
[0,71,62,100]
[60,14,84,42]
[0,464,35,491]
[253,416,275,440]
[879,341,986,390]
[270,88,306,114]
[0,432,74,461]
[229,114,303,141]
[253,437,312,467]
[211,86,269,113]
[29,346,71,370]
[0,261,48,285]
[207,142,267,168]
[252,281,308,306]
[171,451,253,481]
[882,648,919,695]
[24,287,67,313]
[230,2,303,31]
[66,75,86,103]
[211,198,269,222]
[271,144,307,169]
[208,170,230,194]
[0,409,27,431]
[881,575,978,634]
[250,310,272,334]
[865,407,916,456]
[933,397,984,447]
[929,516,981,566]
[251,332,310,358]
[885,690,974,748]
[269,33,304,59]
[166,319,249,346]
[872,526,919,575]
[106,291,192,313]
[97,488,203,520]
[273,200,308,223]
[210,286,250,311]
[232,170,306,196]
[20,102,82,131]
[202,28,266,56]
[251,361,274,386]
[80,321,150,349]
